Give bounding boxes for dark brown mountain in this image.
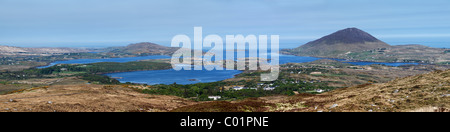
[107,42,180,55]
[284,28,391,57]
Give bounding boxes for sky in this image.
[0,0,449,48]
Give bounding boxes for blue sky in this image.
[0,0,449,48]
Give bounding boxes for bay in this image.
[38,54,418,85]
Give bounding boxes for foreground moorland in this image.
[0,77,197,112]
[172,69,449,112]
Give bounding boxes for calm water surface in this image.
[40,54,418,85]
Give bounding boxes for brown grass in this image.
[0,78,197,112]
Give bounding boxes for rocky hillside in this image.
[283,28,391,57]
[313,69,449,112]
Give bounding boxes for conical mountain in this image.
[287,28,391,57]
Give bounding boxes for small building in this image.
[315,89,325,93]
[232,86,244,90]
[208,96,222,101]
[264,87,275,91]
[310,72,322,75]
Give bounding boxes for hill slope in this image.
[0,78,197,112]
[172,69,449,112]
[312,69,450,112]
[283,28,391,57]
[106,42,180,56]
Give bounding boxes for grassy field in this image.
[0,83,44,94]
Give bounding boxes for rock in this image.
[393,90,399,93]
[47,101,53,104]
[389,99,395,103]
[330,104,338,109]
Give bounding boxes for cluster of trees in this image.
[140,77,335,101]
[140,66,339,101]
[81,74,120,84]
[141,82,295,101]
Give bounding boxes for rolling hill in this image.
[106,42,180,56]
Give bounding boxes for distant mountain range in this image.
[0,45,90,55]
[0,42,180,56]
[283,28,449,64]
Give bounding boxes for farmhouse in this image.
[208,96,222,100]
[310,72,322,75]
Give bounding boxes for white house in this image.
[208,96,222,100]
[232,86,244,90]
[264,87,275,91]
[315,89,325,93]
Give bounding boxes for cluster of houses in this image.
[208,83,277,100]
[282,64,337,70]
[279,79,321,84]
[231,86,276,91]
[230,83,277,91]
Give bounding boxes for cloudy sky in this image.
[1,0,449,48]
